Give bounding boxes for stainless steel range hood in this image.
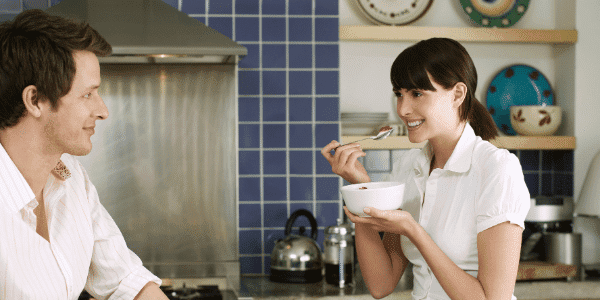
[45,0,247,64]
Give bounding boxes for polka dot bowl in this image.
[486,64,554,135]
[510,105,562,136]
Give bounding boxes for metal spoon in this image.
[335,127,394,150]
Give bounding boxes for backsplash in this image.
[229,0,341,276]
[364,149,573,198]
[0,0,574,277]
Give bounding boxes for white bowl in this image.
[510,105,562,136]
[341,182,404,217]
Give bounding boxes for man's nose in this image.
[96,95,109,120]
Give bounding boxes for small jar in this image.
[324,219,355,288]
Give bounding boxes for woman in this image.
[321,38,530,300]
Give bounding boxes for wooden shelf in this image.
[517,261,578,281]
[339,26,578,44]
[341,136,576,150]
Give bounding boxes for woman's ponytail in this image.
[467,97,498,141]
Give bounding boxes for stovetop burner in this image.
[78,284,222,300]
[161,284,223,300]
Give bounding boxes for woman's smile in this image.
[407,120,425,129]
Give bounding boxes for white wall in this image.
[574,1,600,265]
[574,1,600,202]
[340,0,561,126]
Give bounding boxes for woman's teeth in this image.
[408,120,424,128]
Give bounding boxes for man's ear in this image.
[22,85,42,118]
[453,82,467,108]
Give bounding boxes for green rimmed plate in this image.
[460,0,530,28]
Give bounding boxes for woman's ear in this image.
[453,82,467,108]
[22,85,42,118]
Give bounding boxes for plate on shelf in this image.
[341,112,389,136]
[355,0,434,26]
[459,0,529,28]
[341,112,388,122]
[486,64,554,135]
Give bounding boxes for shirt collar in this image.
[412,123,477,174]
[0,142,71,214]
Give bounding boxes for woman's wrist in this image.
[404,217,424,243]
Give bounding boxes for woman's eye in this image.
[395,92,402,98]
[83,93,91,99]
[413,91,422,97]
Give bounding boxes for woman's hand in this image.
[321,140,370,184]
[343,206,418,238]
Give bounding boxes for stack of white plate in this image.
[341,112,389,136]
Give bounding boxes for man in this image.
[0,9,168,300]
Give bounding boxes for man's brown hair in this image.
[0,9,112,130]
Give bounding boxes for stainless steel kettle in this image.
[270,209,323,283]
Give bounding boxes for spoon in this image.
[335,127,394,150]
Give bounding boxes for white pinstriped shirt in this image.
[0,143,161,300]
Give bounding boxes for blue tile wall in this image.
[228,0,341,276]
[364,149,574,199]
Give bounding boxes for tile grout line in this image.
[285,0,291,227]
[258,0,266,275]
[539,150,543,195]
[311,0,317,217]
[204,0,209,24]
[187,14,338,18]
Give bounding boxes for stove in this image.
[161,284,223,300]
[78,284,223,300]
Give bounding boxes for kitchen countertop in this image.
[234,273,600,300]
[163,271,600,299]
[236,266,413,299]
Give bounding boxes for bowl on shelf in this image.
[510,105,562,136]
[341,181,404,217]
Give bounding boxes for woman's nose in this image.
[397,97,412,116]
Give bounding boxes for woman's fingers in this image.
[333,144,362,168]
[321,140,341,163]
[322,142,369,184]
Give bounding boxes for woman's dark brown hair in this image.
[0,9,112,130]
[390,37,498,141]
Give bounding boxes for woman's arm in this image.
[345,208,410,299]
[476,222,523,300]
[411,221,522,300]
[133,282,169,300]
[349,207,522,300]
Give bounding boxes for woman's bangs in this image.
[390,49,435,92]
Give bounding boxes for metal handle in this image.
[285,209,319,241]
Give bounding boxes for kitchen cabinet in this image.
[340,25,577,150]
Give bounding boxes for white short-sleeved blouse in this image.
[386,123,530,300]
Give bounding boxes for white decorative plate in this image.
[356,0,434,26]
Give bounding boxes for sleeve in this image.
[79,162,161,300]
[475,150,531,233]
